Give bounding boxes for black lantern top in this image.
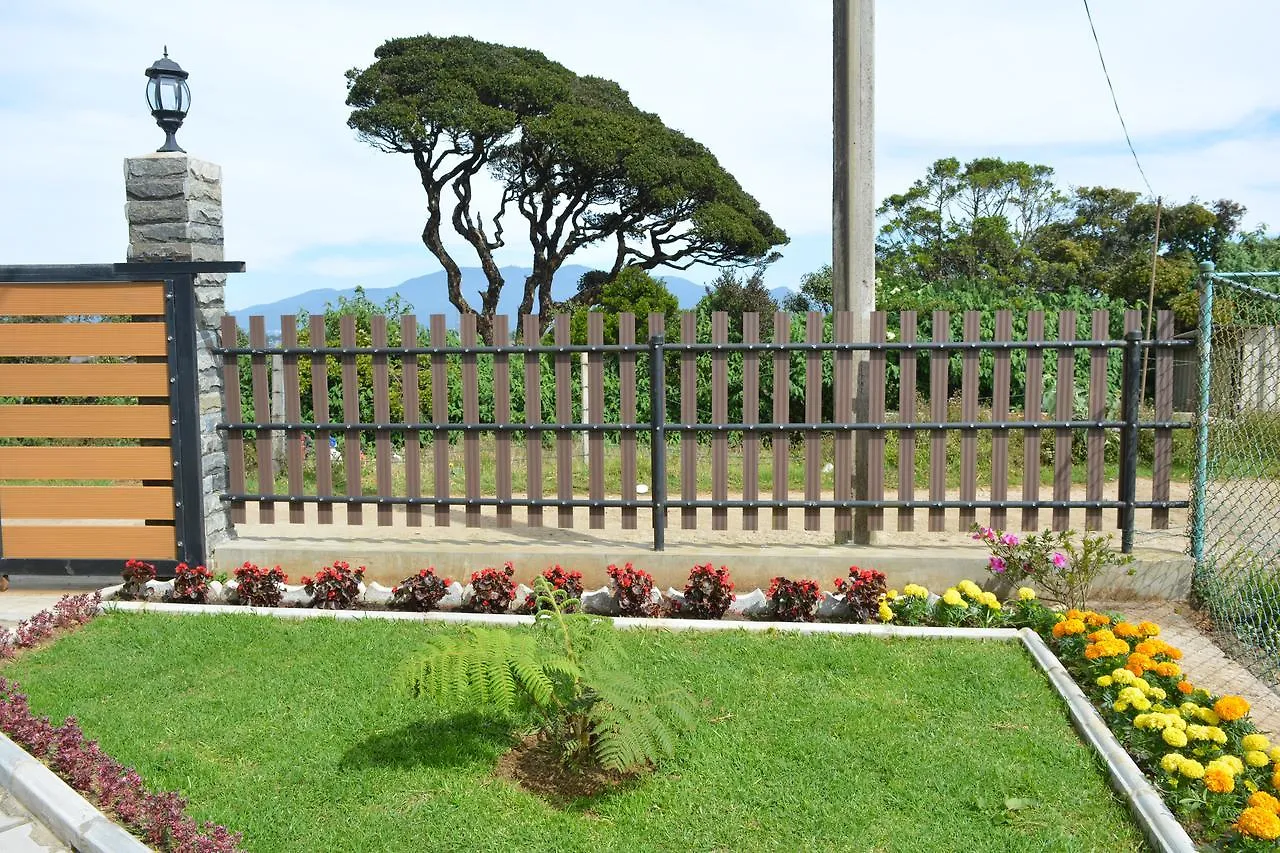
[145,47,190,153]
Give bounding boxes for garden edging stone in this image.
[98,599,1198,851]
[0,732,149,853]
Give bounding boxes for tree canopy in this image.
[346,35,787,342]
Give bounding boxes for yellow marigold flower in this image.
[942,588,964,607]
[1138,620,1161,637]
[1198,708,1222,726]
[1154,662,1181,678]
[1111,668,1136,685]
[1214,695,1251,722]
[1114,621,1142,639]
[1097,675,1113,688]
[1179,759,1205,779]
[1246,750,1271,768]
[1162,728,1189,748]
[979,591,1000,609]
[1270,746,1280,763]
[903,583,929,599]
[1243,734,1271,752]
[1160,753,1185,774]
[1148,686,1167,701]
[1018,587,1036,601]
[1274,766,1280,791]
[1052,618,1086,638]
[1088,628,1115,643]
[1066,608,1086,621]
[958,579,981,599]
[1236,806,1280,841]
[885,589,898,600]
[1210,727,1229,745]
[878,602,894,623]
[1085,612,1111,627]
[1249,791,1280,815]
[1218,755,1245,776]
[1133,713,1153,730]
[1205,766,1235,794]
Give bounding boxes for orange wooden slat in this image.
[0,486,174,519]
[0,445,171,480]
[0,323,167,357]
[0,282,165,317]
[0,405,170,439]
[0,362,169,397]
[0,525,175,559]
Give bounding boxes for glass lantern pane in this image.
[146,78,161,112]
[159,79,179,111]
[176,79,190,112]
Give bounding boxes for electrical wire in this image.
[1081,0,1155,197]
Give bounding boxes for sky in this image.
[1,0,1278,310]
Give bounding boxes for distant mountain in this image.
[235,265,710,330]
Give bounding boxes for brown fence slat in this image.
[0,405,169,439]
[898,311,917,531]
[711,311,729,531]
[555,314,574,529]
[772,312,790,530]
[803,313,822,531]
[958,311,980,530]
[372,315,394,527]
[0,486,174,519]
[1122,309,1144,530]
[0,282,166,316]
[250,316,274,524]
[0,445,171,480]
[1153,310,1175,529]
[929,310,949,532]
[401,315,421,528]
[0,362,169,397]
[680,311,698,530]
[2,525,175,560]
[742,312,760,531]
[1053,311,1078,531]
[493,315,512,529]
[310,315,333,525]
[619,313,637,531]
[833,311,854,539]
[649,312,666,533]
[523,315,543,528]
[990,310,1012,530]
[1022,312,1045,531]
[461,314,481,528]
[280,317,305,524]
[867,311,887,531]
[340,315,361,525]
[220,315,246,524]
[0,322,168,357]
[1085,310,1109,530]
[588,313,605,530]
[431,314,450,527]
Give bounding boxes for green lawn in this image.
[6,614,1148,853]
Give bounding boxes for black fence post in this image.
[1119,329,1143,553]
[649,334,667,551]
[167,273,208,567]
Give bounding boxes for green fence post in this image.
[1191,260,1215,568]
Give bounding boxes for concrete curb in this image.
[0,733,149,852]
[100,600,1195,850]
[1019,628,1195,853]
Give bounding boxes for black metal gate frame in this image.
[0,262,244,576]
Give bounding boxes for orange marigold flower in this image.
[1176,680,1194,695]
[1214,695,1251,722]
[1248,790,1280,816]
[1134,639,1162,657]
[1114,622,1142,639]
[1089,629,1117,644]
[1138,620,1161,637]
[1126,653,1156,675]
[1154,662,1182,678]
[1065,608,1086,621]
[1205,766,1235,794]
[1052,618,1086,638]
[1085,612,1111,627]
[1236,806,1280,841]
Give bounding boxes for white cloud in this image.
[1,0,1277,305]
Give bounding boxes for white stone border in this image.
[101,600,1195,852]
[0,732,149,852]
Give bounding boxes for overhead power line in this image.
[1081,0,1155,197]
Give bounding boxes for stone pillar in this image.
[124,153,233,555]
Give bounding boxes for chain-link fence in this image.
[1192,263,1280,690]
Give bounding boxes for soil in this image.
[493,733,643,805]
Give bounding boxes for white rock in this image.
[728,588,768,617]
[439,582,465,610]
[99,583,124,601]
[822,462,835,474]
[581,586,620,616]
[281,584,311,607]
[207,581,228,604]
[636,483,649,495]
[817,591,851,620]
[145,579,174,598]
[363,582,394,605]
[664,588,686,612]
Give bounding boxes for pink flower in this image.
[1051,552,1067,568]
[989,556,1007,573]
[1001,533,1019,546]
[973,526,996,542]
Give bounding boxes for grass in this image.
[7,613,1148,852]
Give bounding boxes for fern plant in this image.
[401,578,695,773]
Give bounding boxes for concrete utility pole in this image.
[833,0,875,334]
